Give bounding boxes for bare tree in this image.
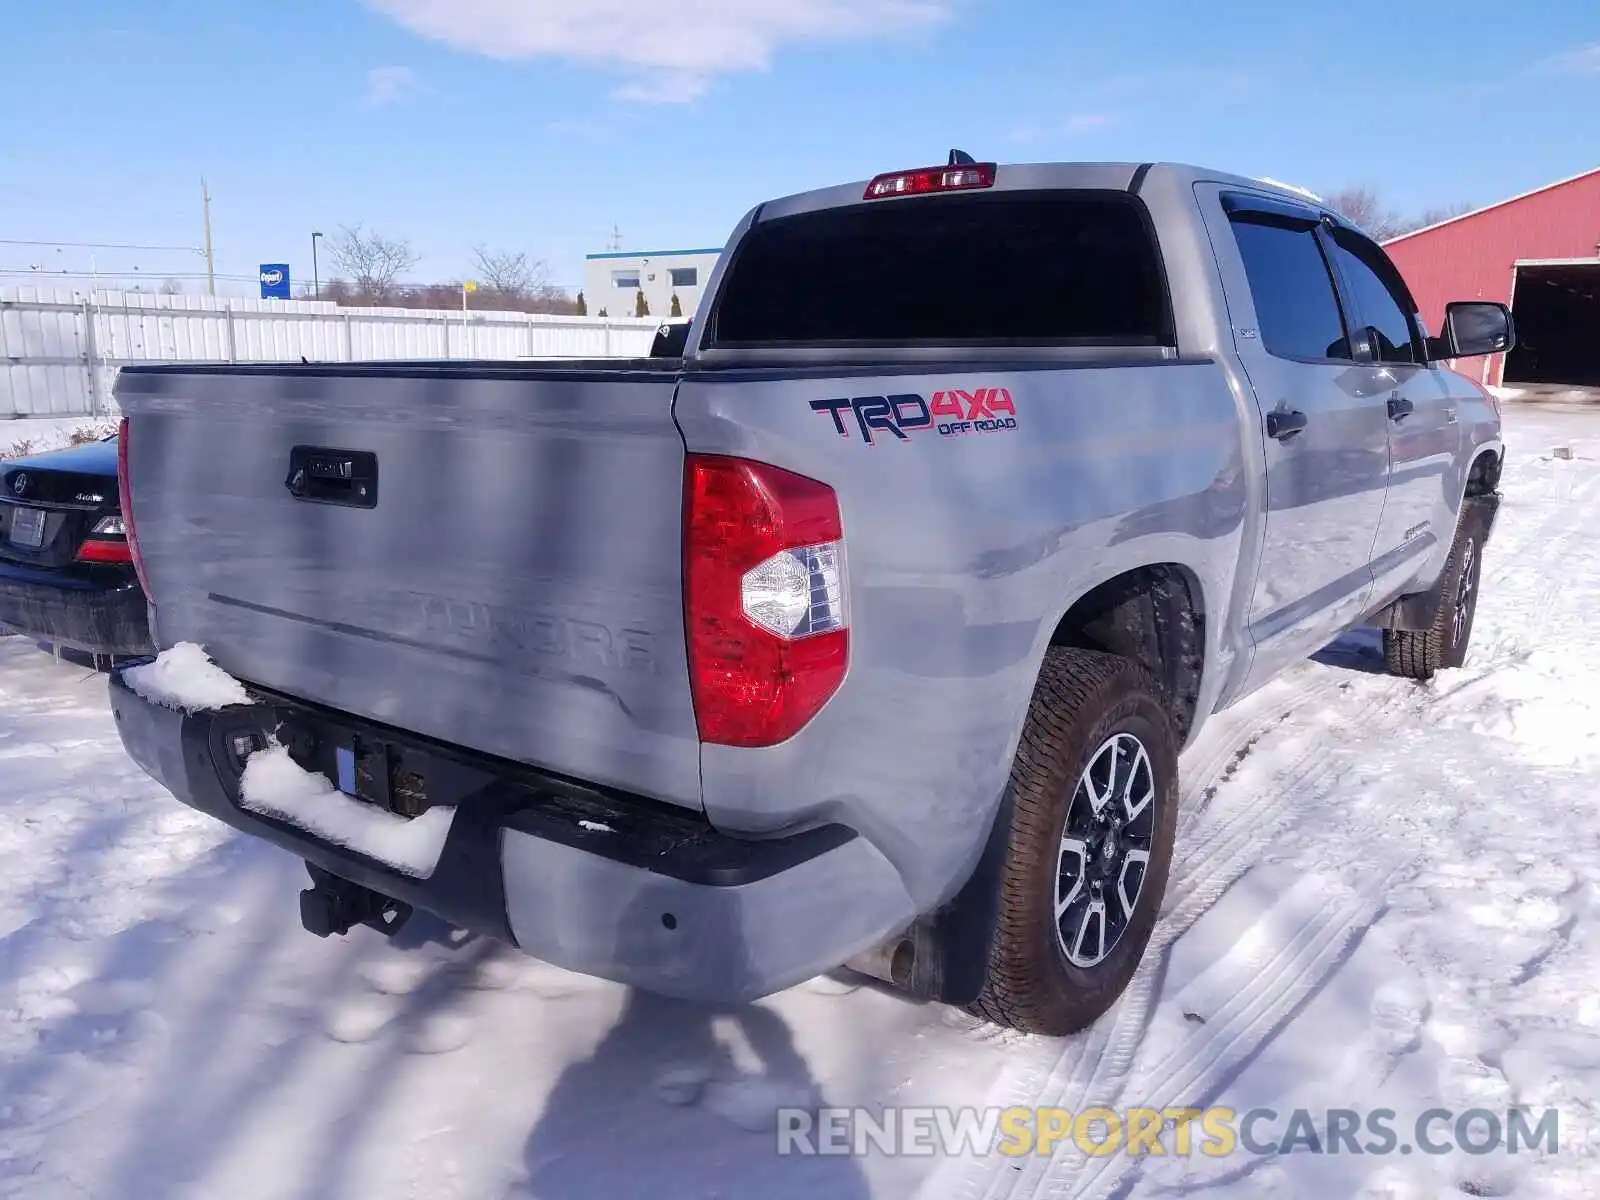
[1323,186,1408,241]
[159,278,183,296]
[314,277,581,315]
[469,245,551,302]
[325,224,418,303]
[1393,201,1474,237]
[1325,187,1474,242]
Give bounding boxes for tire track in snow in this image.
[1479,447,1600,593]
[1444,457,1600,686]
[1062,875,1391,1200]
[923,670,1394,1200]
[926,449,1589,1200]
[957,480,1582,1200]
[1173,667,1339,840]
[964,683,1422,1200]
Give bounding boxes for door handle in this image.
[1387,393,1414,422]
[1265,409,1308,442]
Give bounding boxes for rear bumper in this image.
[0,564,152,656]
[107,668,916,1003]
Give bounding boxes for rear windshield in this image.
[708,190,1171,348]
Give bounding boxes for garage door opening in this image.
[1504,262,1600,387]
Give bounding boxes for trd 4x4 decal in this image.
[810,389,1018,445]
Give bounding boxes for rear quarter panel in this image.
[675,360,1251,909]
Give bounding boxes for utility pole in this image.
[607,223,623,252]
[201,178,216,297]
[311,230,323,299]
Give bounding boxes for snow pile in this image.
[238,745,456,878]
[121,642,250,712]
[0,415,118,461]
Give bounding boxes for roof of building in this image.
[585,248,723,261]
[1382,165,1600,247]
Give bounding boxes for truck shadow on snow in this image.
[0,635,873,1198]
[513,885,871,1200]
[517,987,871,1200]
[0,830,869,1198]
[1310,627,1388,676]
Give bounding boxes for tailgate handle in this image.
[286,446,378,508]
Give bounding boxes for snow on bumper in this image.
[106,665,916,1004]
[121,641,250,711]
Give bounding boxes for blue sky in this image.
[1,0,1596,297]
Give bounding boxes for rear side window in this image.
[1228,215,1352,362]
[709,192,1171,347]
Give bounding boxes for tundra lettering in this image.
[415,593,658,674]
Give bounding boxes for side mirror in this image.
[1428,301,1515,361]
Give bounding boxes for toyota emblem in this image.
[10,473,27,497]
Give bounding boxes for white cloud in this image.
[613,71,711,105]
[363,0,950,102]
[1539,42,1600,75]
[365,65,417,105]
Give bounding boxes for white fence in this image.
[0,286,662,419]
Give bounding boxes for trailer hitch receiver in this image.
[299,863,413,938]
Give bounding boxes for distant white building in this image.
[583,247,722,320]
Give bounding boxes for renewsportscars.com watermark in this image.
[776,1106,1566,1159]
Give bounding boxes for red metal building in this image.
[1383,166,1600,388]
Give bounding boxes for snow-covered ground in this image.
[1,415,119,460]
[2,408,1599,1199]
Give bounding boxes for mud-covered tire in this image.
[969,647,1179,1036]
[1383,516,1484,681]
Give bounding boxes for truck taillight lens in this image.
[684,454,848,748]
[115,417,154,596]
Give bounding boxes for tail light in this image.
[115,417,154,596]
[684,454,848,748]
[865,163,995,200]
[75,515,132,564]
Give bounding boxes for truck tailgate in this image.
[115,363,702,810]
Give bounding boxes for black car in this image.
[0,433,153,658]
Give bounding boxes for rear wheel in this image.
[1384,517,1484,680]
[969,648,1178,1036]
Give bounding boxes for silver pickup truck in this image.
[108,158,1509,1034]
